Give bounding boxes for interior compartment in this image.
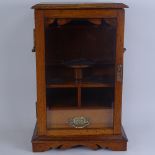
[46,88,77,108]
[81,88,114,107]
[46,64,115,85]
[45,19,116,65]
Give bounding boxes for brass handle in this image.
[32,29,36,52]
[124,48,126,53]
[68,116,90,128]
[32,46,35,52]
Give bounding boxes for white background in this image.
[0,0,155,155]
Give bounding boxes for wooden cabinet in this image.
[31,3,128,152]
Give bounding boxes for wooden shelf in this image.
[48,106,112,110]
[47,82,114,88]
[46,60,115,66]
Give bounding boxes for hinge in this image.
[116,64,123,82]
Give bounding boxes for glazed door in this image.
[44,18,116,132]
[35,9,124,136]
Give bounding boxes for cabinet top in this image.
[32,3,128,10]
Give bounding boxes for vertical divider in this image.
[77,86,81,107]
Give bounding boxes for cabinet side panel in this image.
[35,10,47,135]
[114,9,125,134]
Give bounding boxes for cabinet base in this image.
[31,126,127,152]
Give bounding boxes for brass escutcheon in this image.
[68,116,90,128]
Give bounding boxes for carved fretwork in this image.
[104,19,117,27]
[57,19,71,25]
[45,18,102,27]
[44,18,116,27]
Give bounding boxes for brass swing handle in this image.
[32,29,36,52]
[124,48,126,53]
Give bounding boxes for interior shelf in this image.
[49,106,113,110]
[46,76,114,88]
[47,81,114,88]
[45,60,115,66]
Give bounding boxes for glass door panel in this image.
[44,18,116,129]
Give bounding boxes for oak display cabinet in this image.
[31,3,128,152]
